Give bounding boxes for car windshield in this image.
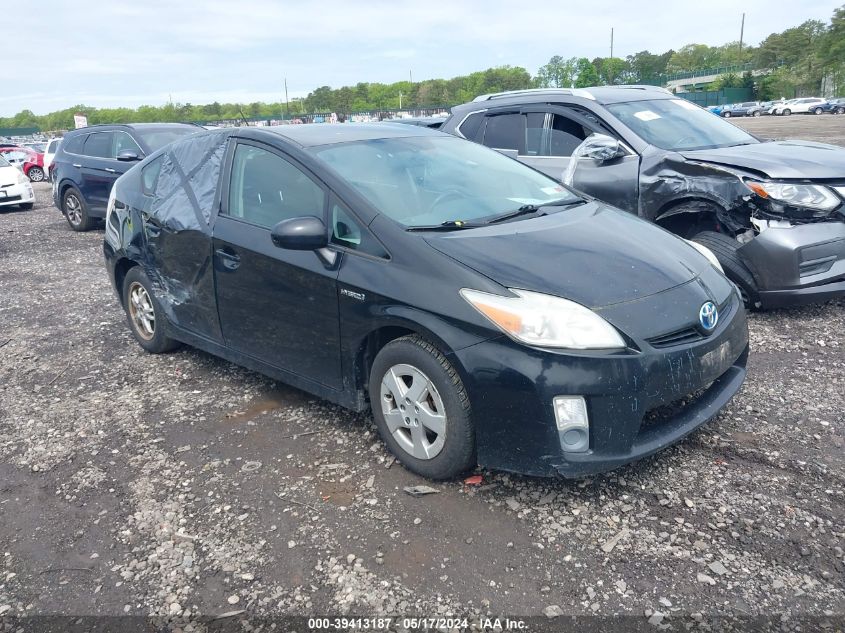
[311,135,581,228]
[606,98,758,151]
[133,127,198,153]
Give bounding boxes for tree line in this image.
[3,5,843,132]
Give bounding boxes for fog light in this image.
[553,396,589,453]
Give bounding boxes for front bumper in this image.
[738,221,845,308]
[0,180,34,207]
[453,297,749,478]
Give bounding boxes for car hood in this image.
[682,140,845,179]
[425,202,711,309]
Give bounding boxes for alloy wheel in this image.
[128,282,156,340]
[65,193,82,226]
[28,167,44,182]
[380,363,447,460]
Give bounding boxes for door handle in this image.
[72,163,82,168]
[215,248,241,270]
[105,167,117,173]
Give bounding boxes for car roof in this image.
[63,122,198,136]
[246,122,443,147]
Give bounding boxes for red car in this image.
[0,146,46,182]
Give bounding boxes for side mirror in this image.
[577,134,626,163]
[270,216,328,251]
[116,150,143,162]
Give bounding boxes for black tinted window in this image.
[63,134,86,154]
[141,156,163,196]
[227,144,325,229]
[458,113,485,141]
[483,114,522,151]
[83,132,114,158]
[549,114,590,157]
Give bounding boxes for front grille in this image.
[0,195,21,202]
[647,327,703,348]
[640,385,711,432]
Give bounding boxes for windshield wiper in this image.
[486,198,583,224]
[406,220,484,232]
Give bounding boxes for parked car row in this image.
[26,85,845,480]
[710,97,843,117]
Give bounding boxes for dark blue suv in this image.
[52,123,198,231]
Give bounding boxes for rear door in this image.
[80,131,116,211]
[212,140,343,389]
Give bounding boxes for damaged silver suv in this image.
[442,86,845,308]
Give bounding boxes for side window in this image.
[63,134,85,155]
[548,114,590,157]
[141,155,163,196]
[227,144,325,229]
[83,132,114,158]
[458,112,485,141]
[524,113,546,156]
[330,201,388,258]
[47,139,60,153]
[482,113,523,152]
[113,131,142,158]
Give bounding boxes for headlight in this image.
[460,288,626,350]
[746,180,840,211]
[685,240,724,273]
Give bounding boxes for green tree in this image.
[574,58,600,87]
[535,55,578,88]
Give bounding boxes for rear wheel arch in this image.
[114,258,140,307]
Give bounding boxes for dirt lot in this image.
[1,116,844,631]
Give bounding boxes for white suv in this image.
[772,98,827,115]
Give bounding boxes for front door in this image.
[212,140,343,390]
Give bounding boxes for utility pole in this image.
[610,27,614,58]
[409,70,413,84]
[399,91,403,109]
[739,13,745,56]
[284,78,290,117]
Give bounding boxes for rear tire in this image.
[783,108,792,116]
[122,267,181,354]
[753,110,761,117]
[63,188,95,231]
[369,335,475,480]
[836,107,844,115]
[27,166,44,182]
[693,231,761,310]
[723,111,731,118]
[813,107,823,115]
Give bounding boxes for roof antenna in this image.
[237,106,250,127]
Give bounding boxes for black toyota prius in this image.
[103,124,749,479]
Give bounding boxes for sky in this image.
[3,0,841,116]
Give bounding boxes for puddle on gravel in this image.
[224,387,308,424]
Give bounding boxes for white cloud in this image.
[3,0,842,116]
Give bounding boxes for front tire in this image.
[369,335,474,480]
[122,267,181,354]
[753,110,761,117]
[813,107,823,115]
[783,108,792,116]
[63,188,95,231]
[723,111,731,118]
[693,231,761,310]
[27,166,44,182]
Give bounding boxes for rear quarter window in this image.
[141,156,163,196]
[458,112,485,141]
[62,134,86,155]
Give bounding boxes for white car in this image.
[42,137,61,180]
[772,97,827,115]
[0,153,35,210]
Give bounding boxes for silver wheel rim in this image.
[29,168,44,182]
[380,363,447,460]
[128,282,155,340]
[65,194,82,225]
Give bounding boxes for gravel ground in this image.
[1,117,844,631]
